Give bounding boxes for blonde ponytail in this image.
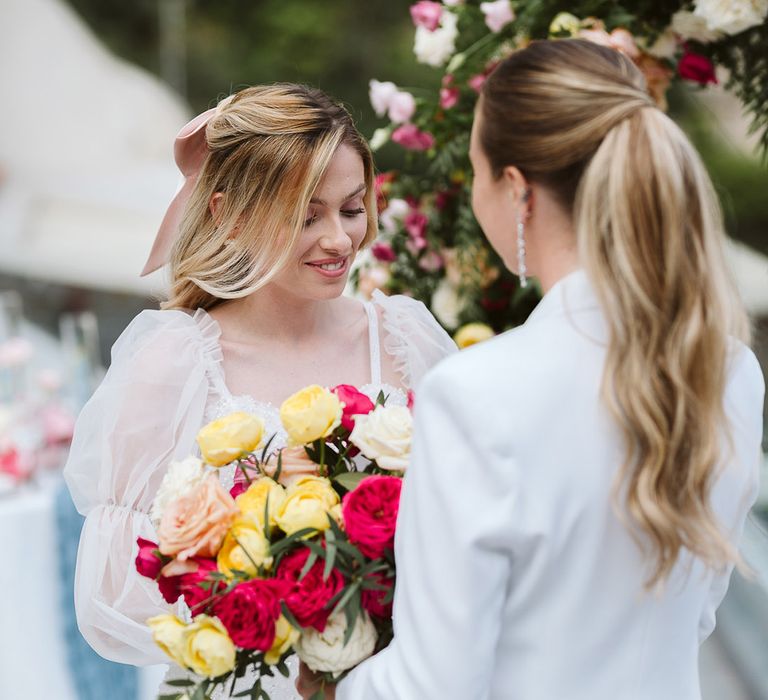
[480,39,750,587]
[577,107,749,586]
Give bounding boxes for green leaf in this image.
[330,580,361,618]
[260,433,277,463]
[166,679,195,687]
[280,601,303,631]
[333,471,368,492]
[323,536,337,581]
[299,549,319,580]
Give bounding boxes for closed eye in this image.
[341,207,366,217]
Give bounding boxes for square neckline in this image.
[192,300,383,408]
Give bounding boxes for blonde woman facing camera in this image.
[300,40,764,700]
[63,85,456,698]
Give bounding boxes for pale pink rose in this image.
[609,28,640,58]
[387,90,417,124]
[406,238,428,256]
[369,80,398,117]
[480,0,515,33]
[264,446,320,488]
[410,1,443,31]
[391,124,436,151]
[418,250,444,272]
[158,474,239,560]
[380,198,410,233]
[578,27,613,47]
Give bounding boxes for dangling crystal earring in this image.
[516,209,527,288]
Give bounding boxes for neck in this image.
[530,218,580,294]
[223,284,345,344]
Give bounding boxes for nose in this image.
[318,215,354,256]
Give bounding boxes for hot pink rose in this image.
[156,557,222,614]
[410,1,443,31]
[361,572,395,620]
[468,73,488,93]
[332,384,376,432]
[371,241,397,263]
[229,481,248,499]
[440,86,460,109]
[214,578,286,650]
[135,537,164,580]
[275,547,345,631]
[407,391,415,410]
[678,50,717,86]
[391,124,436,151]
[342,476,402,560]
[404,210,428,240]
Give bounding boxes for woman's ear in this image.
[502,165,533,218]
[209,192,225,223]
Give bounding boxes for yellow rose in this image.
[236,477,286,531]
[147,614,187,667]
[453,323,495,349]
[181,615,236,678]
[197,412,264,467]
[217,517,273,577]
[280,385,342,446]
[275,476,339,536]
[265,615,300,665]
[549,12,582,36]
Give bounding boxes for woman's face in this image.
[469,109,518,272]
[271,143,368,301]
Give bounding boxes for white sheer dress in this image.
[63,291,456,699]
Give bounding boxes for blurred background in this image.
[0,0,765,698]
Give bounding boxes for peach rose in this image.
[264,446,321,488]
[158,474,239,560]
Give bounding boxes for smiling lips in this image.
[305,257,349,278]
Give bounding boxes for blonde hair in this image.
[164,84,378,310]
[480,39,750,587]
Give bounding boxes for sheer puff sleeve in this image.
[371,290,457,390]
[63,309,223,665]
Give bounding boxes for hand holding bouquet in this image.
[136,384,410,700]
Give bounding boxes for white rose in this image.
[150,456,207,527]
[430,278,465,330]
[295,612,377,679]
[380,198,410,234]
[357,265,391,299]
[641,28,679,59]
[350,405,412,471]
[671,10,724,43]
[694,0,767,35]
[414,10,459,67]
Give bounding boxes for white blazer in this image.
[338,269,764,700]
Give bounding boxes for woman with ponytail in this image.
[300,39,764,700]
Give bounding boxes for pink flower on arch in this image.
[391,124,436,151]
[410,1,443,32]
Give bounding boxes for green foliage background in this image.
[65,0,767,257]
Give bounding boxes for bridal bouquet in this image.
[136,384,411,700]
[356,0,768,335]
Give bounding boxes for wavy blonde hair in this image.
[480,39,750,587]
[164,84,378,311]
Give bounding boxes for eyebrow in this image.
[310,183,366,206]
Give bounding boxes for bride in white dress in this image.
[63,84,456,699]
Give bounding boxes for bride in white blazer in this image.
[299,39,764,700]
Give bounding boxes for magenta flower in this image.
[392,124,436,151]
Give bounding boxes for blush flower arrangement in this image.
[138,384,410,700]
[355,0,768,340]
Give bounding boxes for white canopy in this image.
[0,0,188,295]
